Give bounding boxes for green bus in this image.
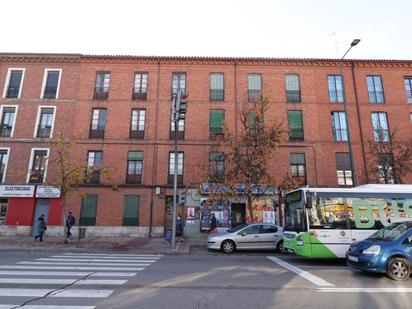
[282,184,412,258]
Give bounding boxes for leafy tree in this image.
[200,98,289,222]
[366,129,412,184]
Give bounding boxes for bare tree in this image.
[366,129,412,184]
[199,98,288,222]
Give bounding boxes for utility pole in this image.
[171,89,188,250]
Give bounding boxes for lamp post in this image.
[339,39,360,186]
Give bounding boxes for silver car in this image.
[207,223,284,254]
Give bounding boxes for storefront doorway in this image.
[231,203,246,228]
[31,199,49,236]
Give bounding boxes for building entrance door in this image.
[32,199,49,236]
[231,203,246,228]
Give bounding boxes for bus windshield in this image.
[284,190,306,232]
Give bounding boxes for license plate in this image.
[347,255,358,262]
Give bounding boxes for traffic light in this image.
[174,90,188,121]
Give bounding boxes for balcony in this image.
[6,87,20,99]
[126,174,142,185]
[289,129,304,142]
[89,129,105,139]
[130,130,145,139]
[85,170,100,184]
[43,87,57,99]
[368,91,384,103]
[36,127,51,138]
[0,126,12,138]
[132,92,147,101]
[168,174,183,185]
[210,89,224,101]
[94,87,109,100]
[170,130,185,140]
[248,90,262,102]
[286,90,301,103]
[28,172,44,184]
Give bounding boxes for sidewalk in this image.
[0,235,208,255]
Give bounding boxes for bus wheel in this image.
[387,257,410,281]
[276,240,285,254]
[221,240,235,254]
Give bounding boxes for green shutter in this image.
[128,151,144,160]
[210,110,225,133]
[249,112,256,128]
[80,195,97,226]
[288,111,304,139]
[209,152,225,161]
[123,195,140,226]
[290,153,305,164]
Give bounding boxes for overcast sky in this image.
[1,0,410,60]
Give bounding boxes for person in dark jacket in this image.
[34,215,47,242]
[210,213,217,232]
[64,211,75,243]
[176,214,185,239]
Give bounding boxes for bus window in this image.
[309,196,348,229]
[284,190,306,232]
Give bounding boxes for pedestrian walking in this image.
[64,211,75,243]
[176,214,185,240]
[34,214,47,242]
[210,213,217,234]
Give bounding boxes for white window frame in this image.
[33,106,57,138]
[2,68,26,99]
[40,69,62,99]
[0,105,19,138]
[0,147,10,183]
[26,148,50,184]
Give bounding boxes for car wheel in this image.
[386,257,411,281]
[276,240,285,254]
[221,240,235,254]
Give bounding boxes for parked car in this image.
[207,223,284,254]
[346,221,412,281]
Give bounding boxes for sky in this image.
[0,0,410,60]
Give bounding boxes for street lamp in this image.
[339,39,360,186]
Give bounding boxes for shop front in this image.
[0,185,62,236]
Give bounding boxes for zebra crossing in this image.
[0,252,162,309]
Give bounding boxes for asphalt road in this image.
[0,251,411,309]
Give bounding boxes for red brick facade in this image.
[1,54,411,235]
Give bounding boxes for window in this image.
[123,195,140,226]
[371,112,390,142]
[404,77,412,104]
[172,73,186,96]
[168,152,184,185]
[210,73,224,101]
[89,109,107,138]
[209,110,225,137]
[241,225,260,234]
[366,76,384,103]
[41,69,61,99]
[0,148,9,183]
[87,151,102,184]
[3,69,25,99]
[248,74,262,102]
[336,153,353,187]
[0,106,17,137]
[35,107,56,138]
[94,72,110,100]
[260,225,278,233]
[80,195,98,226]
[290,153,306,185]
[328,75,344,103]
[331,111,348,141]
[285,74,301,103]
[287,110,304,141]
[170,113,185,140]
[130,109,145,139]
[410,113,412,123]
[378,153,394,184]
[209,152,225,182]
[0,199,7,224]
[126,151,143,184]
[27,149,49,184]
[133,72,148,100]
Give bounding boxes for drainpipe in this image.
[234,61,238,139]
[351,61,367,182]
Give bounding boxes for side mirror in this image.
[240,232,247,236]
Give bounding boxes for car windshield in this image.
[367,223,409,241]
[228,224,248,233]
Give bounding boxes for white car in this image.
[207,223,284,254]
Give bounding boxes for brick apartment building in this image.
[0,53,411,237]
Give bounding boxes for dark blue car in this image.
[346,221,412,281]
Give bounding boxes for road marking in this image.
[37,258,157,263]
[18,261,150,266]
[0,305,96,309]
[0,288,113,298]
[0,265,144,271]
[267,256,335,287]
[0,278,127,285]
[62,253,162,258]
[0,271,136,277]
[319,287,412,293]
